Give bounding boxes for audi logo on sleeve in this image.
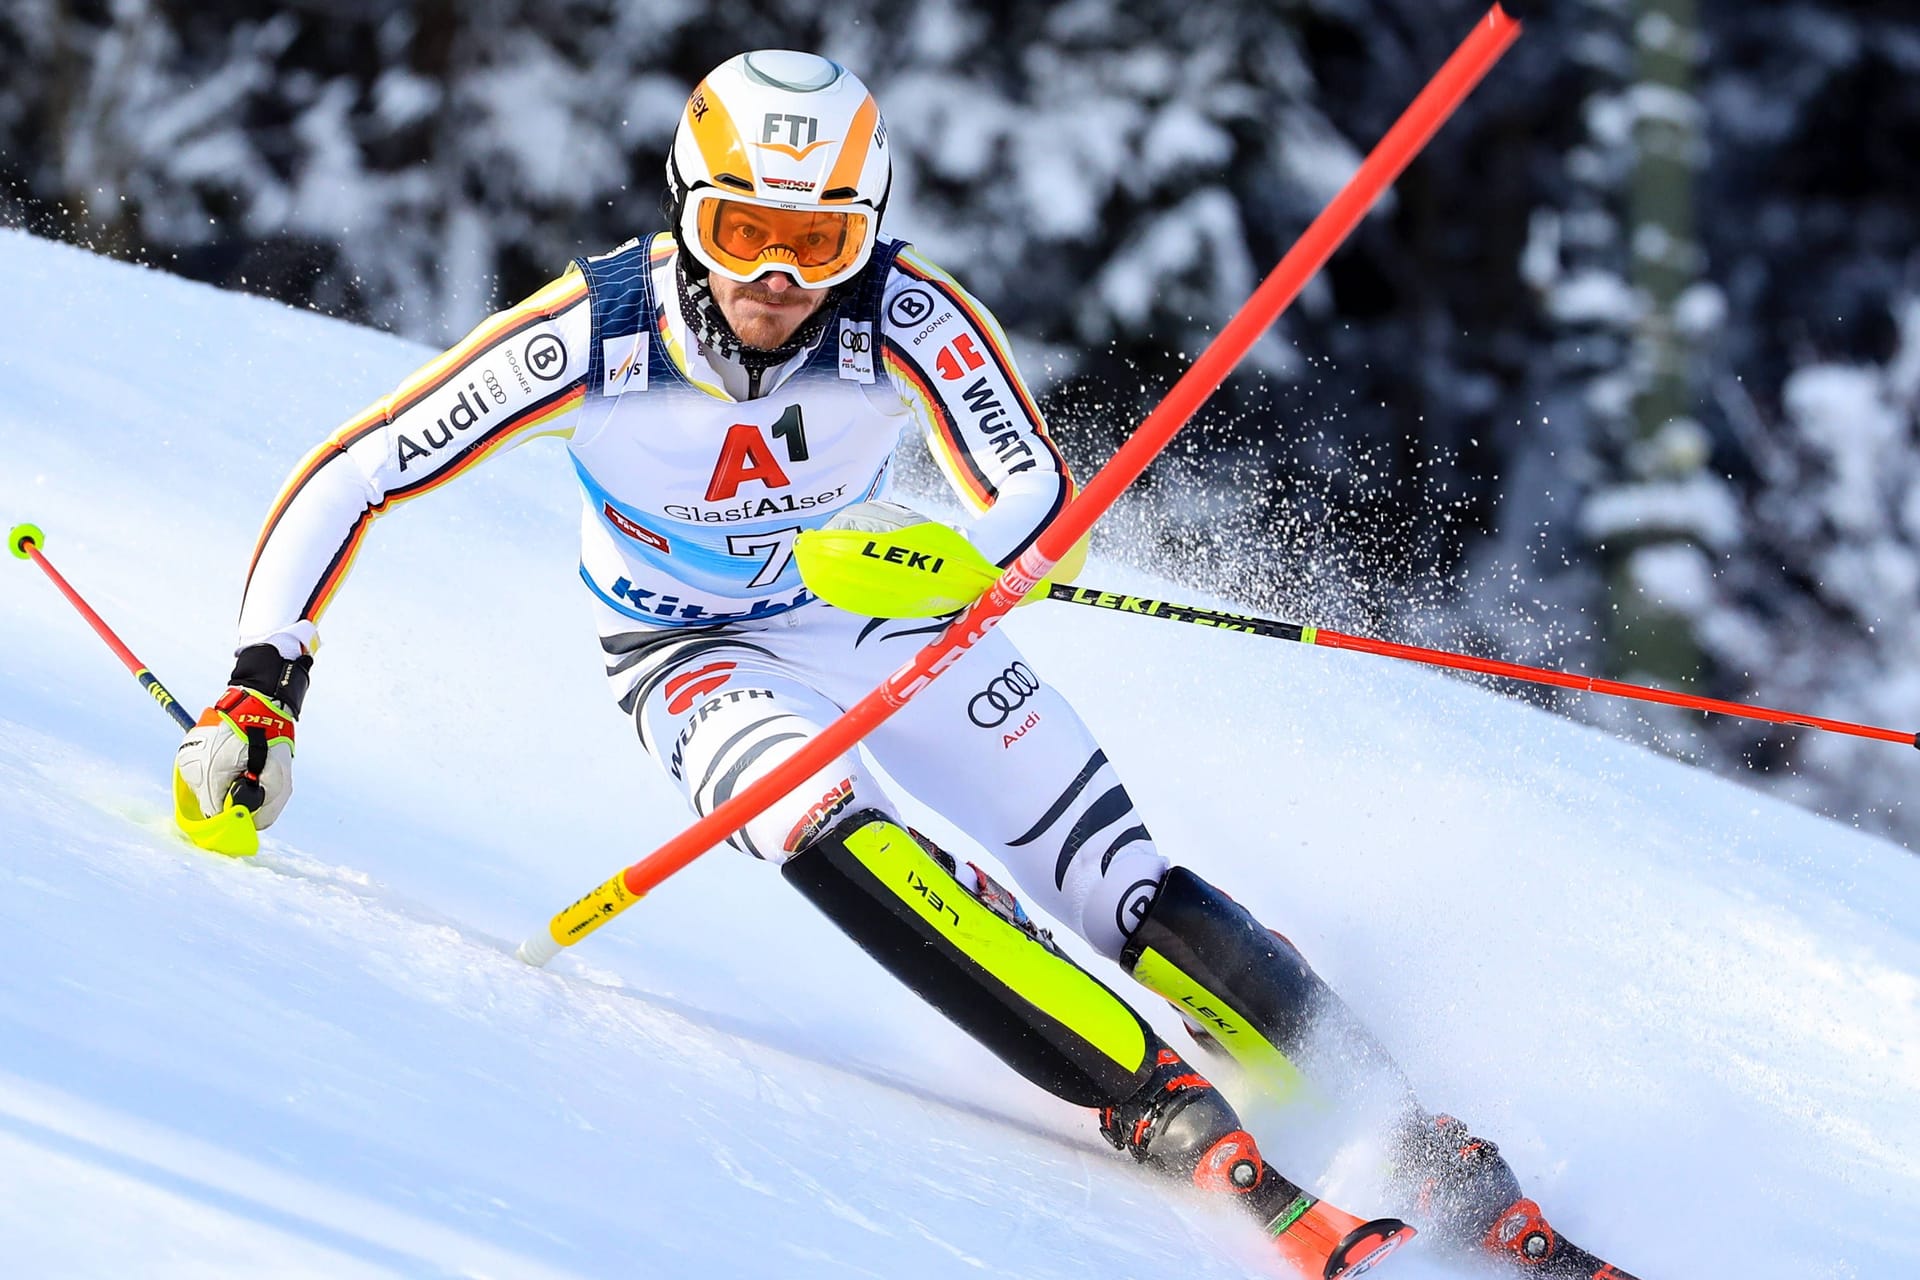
[967,662,1041,728]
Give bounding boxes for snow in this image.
[1786,363,1906,540]
[2,229,1918,1278]
[1545,269,1642,328]
[1579,472,1743,550]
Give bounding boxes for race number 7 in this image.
[726,526,802,588]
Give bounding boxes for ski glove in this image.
[173,645,312,841]
[824,499,932,536]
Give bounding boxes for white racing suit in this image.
[238,233,1168,960]
[234,234,1552,1265]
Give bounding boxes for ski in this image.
[1244,1170,1414,1277]
[1271,1198,1414,1278]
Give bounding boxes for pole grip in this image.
[139,670,198,731]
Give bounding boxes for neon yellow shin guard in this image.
[1120,867,1322,1102]
[782,811,1154,1106]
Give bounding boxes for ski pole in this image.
[1044,584,1920,749]
[517,4,1526,966]
[8,523,195,732]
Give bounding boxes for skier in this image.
[172,50,1632,1279]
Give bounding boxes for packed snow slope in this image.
[1,229,1916,1280]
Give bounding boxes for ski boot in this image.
[1123,868,1644,1278]
[1101,1046,1414,1279]
[1390,1112,1644,1280]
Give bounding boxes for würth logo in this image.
[664,662,736,715]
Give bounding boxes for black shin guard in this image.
[782,809,1158,1106]
[1120,866,1412,1103]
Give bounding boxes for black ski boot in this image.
[1390,1112,1644,1279]
[1388,1111,1526,1249]
[1101,1047,1415,1279]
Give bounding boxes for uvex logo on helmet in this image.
[667,50,891,290]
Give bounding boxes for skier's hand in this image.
[173,644,311,849]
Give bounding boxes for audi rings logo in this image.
[839,328,871,353]
[967,662,1040,728]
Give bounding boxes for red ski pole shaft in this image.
[9,523,196,732]
[1044,584,1920,749]
[519,5,1525,965]
[1311,628,1918,747]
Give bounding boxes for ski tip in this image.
[1324,1218,1415,1279]
[8,522,44,559]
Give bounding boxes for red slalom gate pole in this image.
[1313,624,1920,748]
[1042,584,1920,749]
[518,5,1526,965]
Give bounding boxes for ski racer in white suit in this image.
[172,50,1622,1279]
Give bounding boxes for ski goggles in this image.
[683,190,876,289]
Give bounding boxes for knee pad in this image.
[781,809,1158,1107]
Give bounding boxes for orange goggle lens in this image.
[695,196,872,285]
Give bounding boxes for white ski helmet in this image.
[667,50,890,290]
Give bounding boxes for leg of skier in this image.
[603,617,1411,1277]
[859,625,1562,1271]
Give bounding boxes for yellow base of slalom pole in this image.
[517,870,648,966]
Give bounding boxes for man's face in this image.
[709,270,829,351]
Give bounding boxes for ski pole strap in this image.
[1045,582,1920,750]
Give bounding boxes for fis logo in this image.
[602,332,648,395]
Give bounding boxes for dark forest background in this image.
[5,0,1919,844]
